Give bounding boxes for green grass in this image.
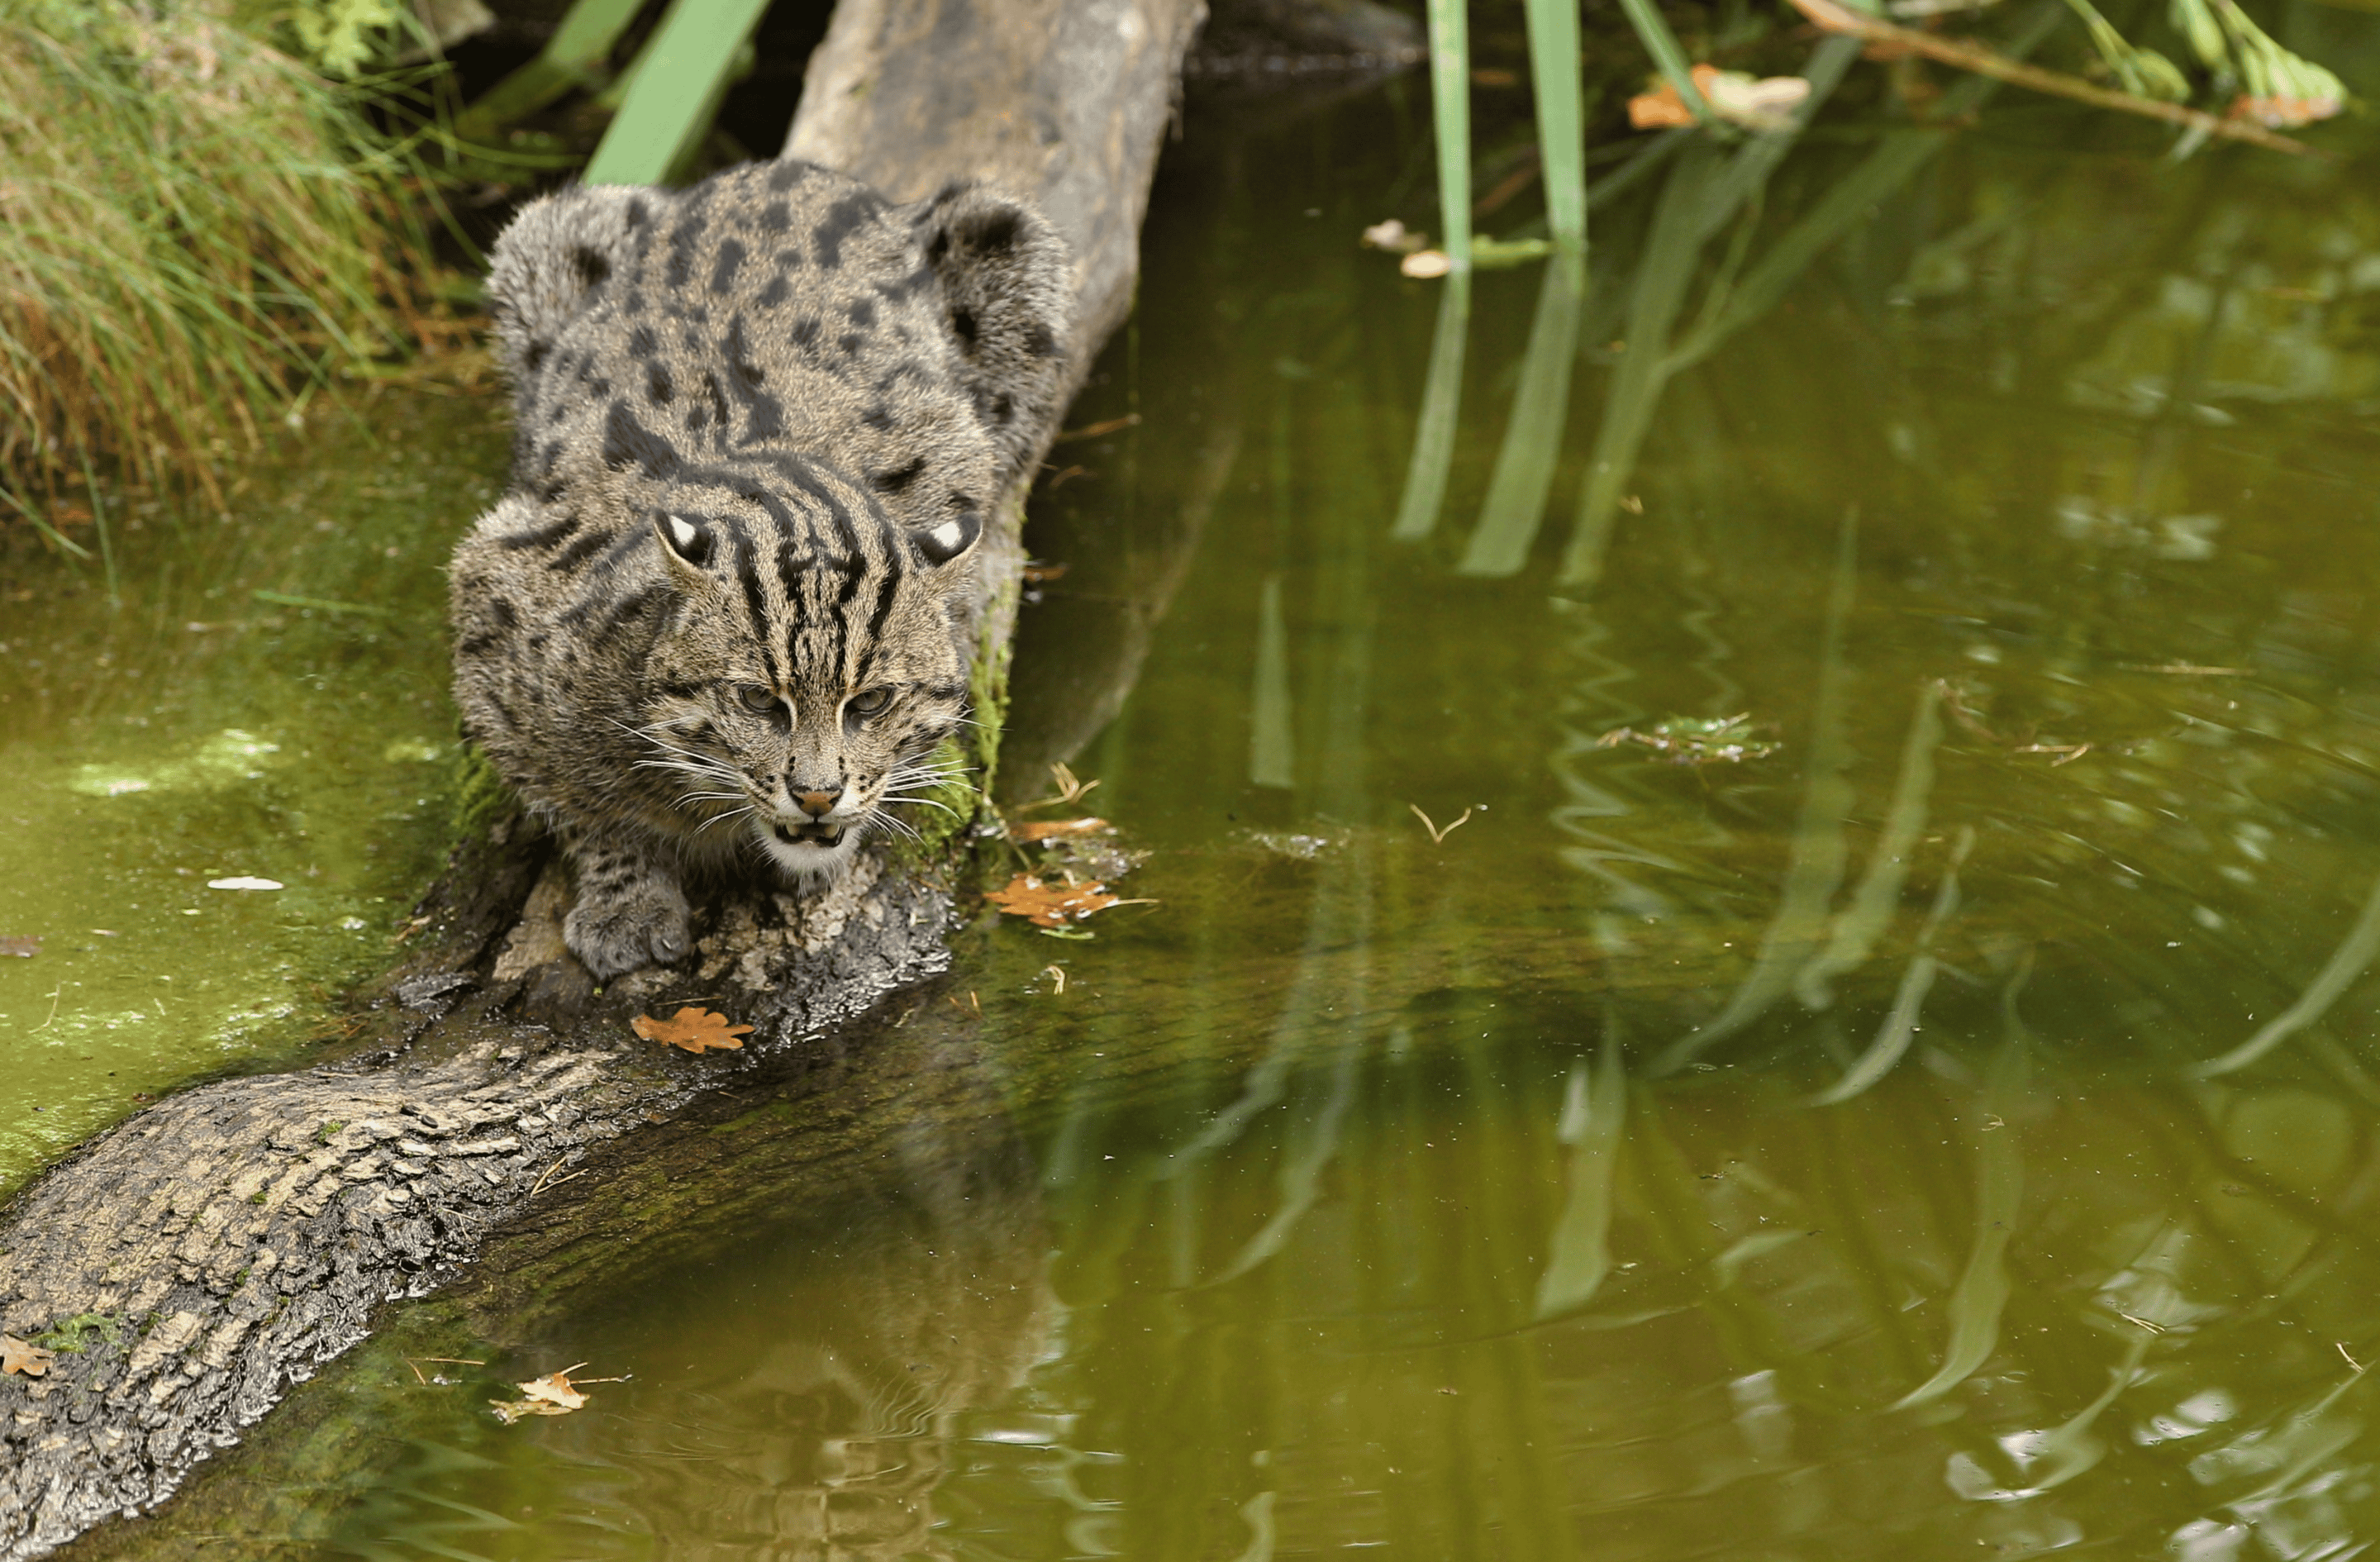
[0,1,436,550]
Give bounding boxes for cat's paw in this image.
[564,879,692,979]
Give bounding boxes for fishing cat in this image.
[450,160,1071,979]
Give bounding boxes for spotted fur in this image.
[450,160,1072,979]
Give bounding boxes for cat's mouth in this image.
[769,819,847,848]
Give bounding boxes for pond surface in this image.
[40,46,2380,1562]
[0,396,502,1193]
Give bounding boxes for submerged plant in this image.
[0,0,435,553]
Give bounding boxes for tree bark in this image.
[0,2,1202,1555]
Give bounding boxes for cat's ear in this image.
[907,182,1073,483]
[652,512,716,577]
[486,184,654,384]
[912,507,982,569]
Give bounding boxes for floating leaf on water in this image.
[1361,218,1429,255]
[516,1369,589,1409]
[1401,250,1454,279]
[207,877,284,891]
[2,1336,54,1377]
[985,874,1152,929]
[1011,817,1112,843]
[0,936,38,958]
[631,1006,752,1055]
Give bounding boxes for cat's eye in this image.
[846,687,894,718]
[735,683,778,714]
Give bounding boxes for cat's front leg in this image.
[562,828,693,979]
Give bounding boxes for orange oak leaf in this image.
[984,874,1123,928]
[631,1006,752,1054]
[1010,817,1111,843]
[2,1336,53,1377]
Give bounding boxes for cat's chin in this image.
[754,816,865,880]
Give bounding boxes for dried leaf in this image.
[2,1336,54,1377]
[1011,817,1111,843]
[1400,250,1454,279]
[1361,218,1428,255]
[0,936,38,959]
[631,1006,753,1054]
[985,874,1125,928]
[488,1395,576,1422]
[516,1368,589,1408]
[1630,64,1811,132]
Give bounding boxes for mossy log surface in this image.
[0,1,1204,1555]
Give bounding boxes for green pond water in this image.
[0,396,504,1193]
[26,52,2380,1562]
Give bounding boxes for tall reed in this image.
[0,2,431,542]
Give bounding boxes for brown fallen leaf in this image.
[517,1366,590,1408]
[1011,817,1111,843]
[488,1362,631,1422]
[985,874,1135,928]
[2,1336,54,1376]
[0,936,38,959]
[631,1006,753,1054]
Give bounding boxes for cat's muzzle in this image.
[769,819,847,849]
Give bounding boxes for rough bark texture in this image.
[0,2,1201,1554]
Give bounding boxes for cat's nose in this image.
[793,789,840,818]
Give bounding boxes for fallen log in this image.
[0,1,1203,1553]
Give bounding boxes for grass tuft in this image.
[0,1,439,536]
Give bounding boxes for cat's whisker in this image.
[879,794,961,817]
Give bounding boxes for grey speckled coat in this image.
[449,160,1072,979]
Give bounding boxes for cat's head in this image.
[631,460,978,876]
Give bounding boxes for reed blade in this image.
[1457,253,1586,576]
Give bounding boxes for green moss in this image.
[33,1312,123,1354]
[316,1119,346,1145]
[447,746,522,847]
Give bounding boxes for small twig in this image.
[1408,803,1474,845]
[1014,761,1102,814]
[528,1159,586,1198]
[1042,964,1068,994]
[404,1355,487,1384]
[1780,0,2330,159]
[2015,741,2092,765]
[1054,412,1142,444]
[31,983,62,1033]
[2341,1342,2367,1373]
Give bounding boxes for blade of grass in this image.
[1810,826,1974,1104]
[1654,510,1861,1074]
[1894,989,2029,1407]
[1612,0,1716,124]
[454,0,651,140]
[1534,1018,1627,1317]
[1554,38,1860,588]
[1423,0,1473,270]
[1388,271,1472,541]
[581,0,772,186]
[2192,867,2380,1078]
[1796,681,1944,1009]
[1456,252,1586,574]
[1522,0,1588,253]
